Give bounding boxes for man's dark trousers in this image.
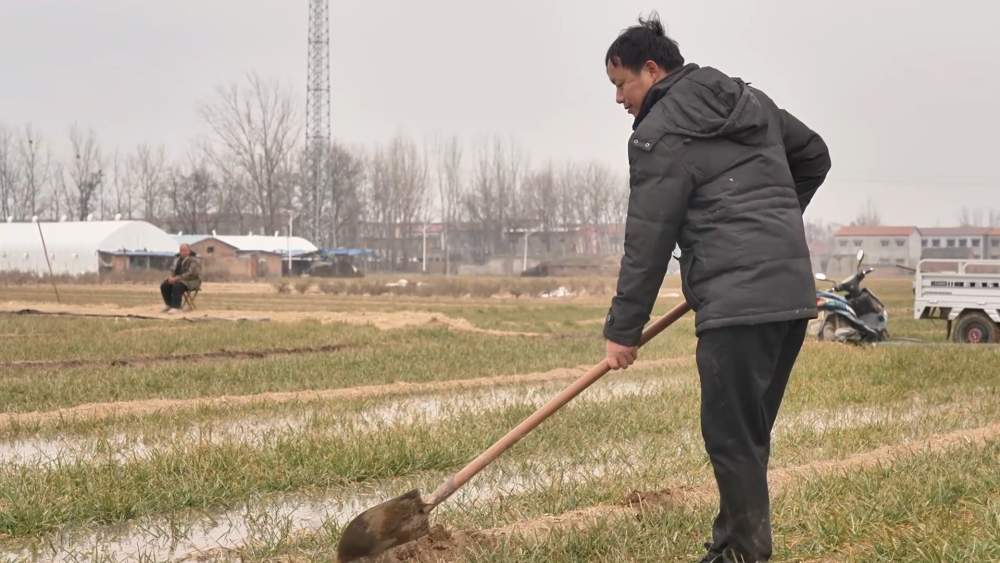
[160,280,189,309]
[696,317,809,562]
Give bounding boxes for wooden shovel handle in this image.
[424,299,692,507]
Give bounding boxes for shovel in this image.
[336,300,692,562]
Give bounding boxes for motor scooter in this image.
[813,249,890,344]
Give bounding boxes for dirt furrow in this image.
[2,343,354,369]
[0,302,597,339]
[366,422,1000,562]
[0,355,697,428]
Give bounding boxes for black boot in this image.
[698,545,763,563]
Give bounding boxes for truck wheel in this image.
[952,311,999,344]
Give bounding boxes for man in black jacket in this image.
[602,13,832,563]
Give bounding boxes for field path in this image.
[0,301,577,336]
[0,355,696,428]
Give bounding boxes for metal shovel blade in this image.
[336,489,431,562]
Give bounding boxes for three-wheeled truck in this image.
[913,259,1000,343]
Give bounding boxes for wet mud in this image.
[5,420,995,562]
[367,422,1000,562]
[0,378,668,469]
[367,526,491,563]
[1,355,697,428]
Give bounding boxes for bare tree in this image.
[199,72,302,233]
[578,161,616,225]
[555,162,582,229]
[432,134,465,225]
[804,218,834,244]
[431,134,466,273]
[463,137,498,258]
[210,149,254,235]
[107,150,137,219]
[522,162,559,231]
[130,143,167,222]
[0,124,19,219]
[325,141,366,248]
[68,123,104,220]
[16,124,50,220]
[609,171,629,224]
[493,137,526,233]
[853,198,881,226]
[364,134,428,267]
[51,163,74,220]
[956,206,985,227]
[167,149,219,234]
[462,135,524,256]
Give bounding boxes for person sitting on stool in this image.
[161,243,201,313]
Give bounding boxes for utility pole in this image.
[422,223,428,273]
[287,211,298,275]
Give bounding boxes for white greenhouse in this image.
[0,219,181,276]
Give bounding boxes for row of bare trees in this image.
[1,72,628,262]
[849,198,1000,229]
[0,123,174,224]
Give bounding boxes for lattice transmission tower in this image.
[305,0,331,245]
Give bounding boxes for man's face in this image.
[607,60,664,117]
[179,245,190,258]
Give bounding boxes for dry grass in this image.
[0,274,993,563]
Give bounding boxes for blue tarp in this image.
[321,248,373,258]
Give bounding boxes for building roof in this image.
[920,227,993,236]
[833,225,918,237]
[0,219,180,275]
[1,220,179,253]
[171,234,319,255]
[173,235,211,246]
[991,228,1000,236]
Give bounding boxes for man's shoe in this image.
[161,307,172,313]
[165,308,177,314]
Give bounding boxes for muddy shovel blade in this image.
[336,489,431,562]
[336,301,692,562]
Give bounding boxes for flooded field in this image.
[1,277,998,562]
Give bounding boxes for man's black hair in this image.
[605,11,684,74]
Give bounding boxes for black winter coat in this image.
[604,63,832,346]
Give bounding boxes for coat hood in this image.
[633,64,768,146]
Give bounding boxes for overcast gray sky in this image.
[2,0,997,226]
